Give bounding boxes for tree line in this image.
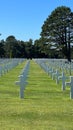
[0,36,60,58]
[0,6,73,60]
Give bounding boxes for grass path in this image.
[0,60,73,130]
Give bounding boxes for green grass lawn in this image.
[0,60,73,130]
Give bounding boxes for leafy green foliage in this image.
[41,6,73,61]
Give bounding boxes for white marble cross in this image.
[65,76,73,99]
[58,72,66,91]
[52,69,60,84]
[16,75,27,98]
[15,60,30,99]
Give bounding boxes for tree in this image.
[0,40,5,57]
[24,39,33,59]
[34,38,47,58]
[4,36,34,58]
[17,40,27,58]
[41,6,73,62]
[5,35,18,58]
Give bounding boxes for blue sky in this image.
[0,0,73,41]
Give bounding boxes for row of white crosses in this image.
[0,58,25,76]
[15,60,30,99]
[59,72,73,99]
[47,59,73,75]
[35,59,73,99]
[46,60,73,99]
